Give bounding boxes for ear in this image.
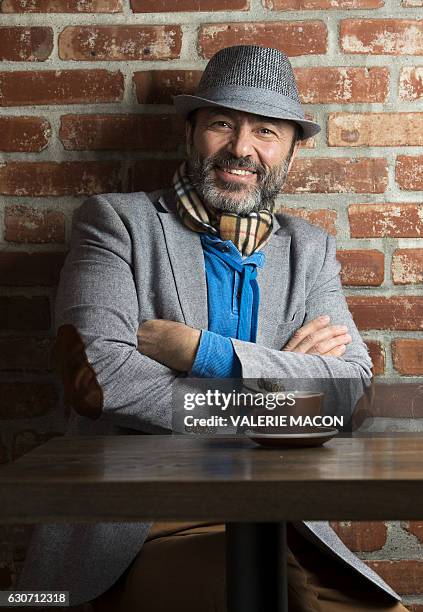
[287,138,301,174]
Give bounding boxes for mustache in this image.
[208,153,266,180]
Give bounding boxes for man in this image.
[17,45,409,611]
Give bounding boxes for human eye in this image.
[258,126,277,136]
[211,119,231,129]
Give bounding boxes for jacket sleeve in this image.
[54,194,188,434]
[230,233,373,424]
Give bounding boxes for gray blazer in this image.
[17,188,400,606]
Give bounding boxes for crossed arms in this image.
[137,316,354,373]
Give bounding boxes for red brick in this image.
[0,383,57,419]
[404,522,423,544]
[399,67,423,101]
[0,296,50,330]
[266,0,381,7]
[396,155,423,191]
[347,296,423,331]
[279,208,337,235]
[128,158,183,192]
[372,382,423,418]
[392,249,423,285]
[59,26,182,61]
[0,252,66,286]
[337,249,384,286]
[12,429,63,461]
[0,116,51,152]
[392,339,423,375]
[328,113,423,146]
[2,0,122,11]
[365,340,385,375]
[402,0,423,6]
[199,22,327,58]
[0,161,122,196]
[0,336,51,370]
[340,19,423,55]
[131,0,248,10]
[330,521,387,552]
[5,205,65,244]
[0,27,52,61]
[295,66,389,104]
[366,560,423,595]
[134,70,203,104]
[349,203,423,238]
[283,158,388,194]
[60,114,185,151]
[0,70,124,107]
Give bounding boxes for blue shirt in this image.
[190,233,265,378]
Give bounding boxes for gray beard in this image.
[186,149,292,215]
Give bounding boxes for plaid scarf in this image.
[173,162,273,256]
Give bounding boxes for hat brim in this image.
[173,93,321,140]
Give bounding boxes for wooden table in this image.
[1,433,423,611]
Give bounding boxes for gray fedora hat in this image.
[173,45,321,141]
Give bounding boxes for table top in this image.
[1,433,423,523]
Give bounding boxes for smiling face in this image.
[185,107,301,215]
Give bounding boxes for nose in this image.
[227,125,254,159]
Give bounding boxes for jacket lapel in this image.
[256,219,292,346]
[155,192,209,331]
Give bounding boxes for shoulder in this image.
[80,189,168,214]
[274,212,338,278]
[69,189,173,262]
[73,188,172,227]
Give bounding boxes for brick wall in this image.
[0,0,422,606]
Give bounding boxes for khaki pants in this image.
[92,522,410,612]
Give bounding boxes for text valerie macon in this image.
[183,414,344,428]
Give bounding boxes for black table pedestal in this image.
[226,521,288,612]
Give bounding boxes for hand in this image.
[137,319,201,372]
[282,315,351,357]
